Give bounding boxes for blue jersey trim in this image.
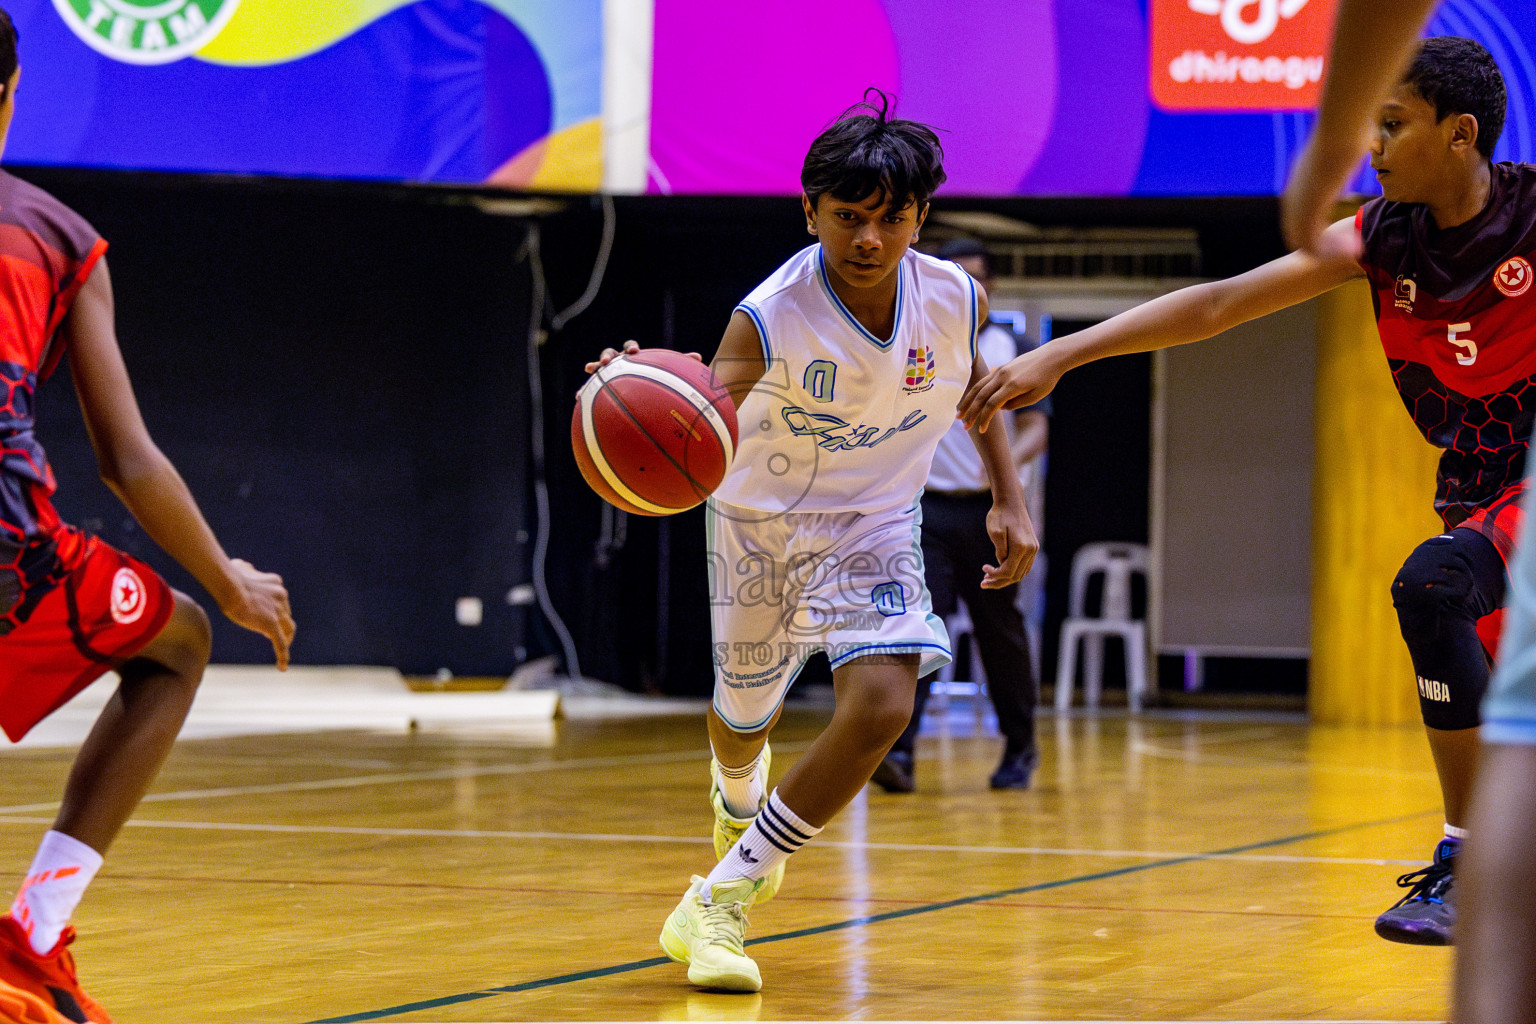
[735,302,771,361]
[966,273,979,363]
[815,249,902,351]
[1482,717,1536,746]
[827,640,951,669]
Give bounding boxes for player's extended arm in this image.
[959,217,1364,432]
[63,258,295,668]
[1281,0,1437,256]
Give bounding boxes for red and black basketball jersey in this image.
[0,171,106,543]
[1358,162,1536,529]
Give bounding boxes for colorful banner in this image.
[7,0,602,187]
[7,0,1534,196]
[649,0,1536,197]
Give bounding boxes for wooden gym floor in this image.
[0,703,1451,1023]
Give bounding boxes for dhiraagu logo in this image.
[53,0,241,65]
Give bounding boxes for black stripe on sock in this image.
[750,819,797,855]
[763,799,813,842]
[756,811,805,853]
[718,761,757,779]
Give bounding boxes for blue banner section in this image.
[6,0,592,184]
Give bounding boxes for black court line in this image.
[305,808,1436,1023]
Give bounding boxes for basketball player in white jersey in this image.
[585,93,1036,992]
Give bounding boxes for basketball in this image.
[572,349,739,516]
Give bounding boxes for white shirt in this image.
[712,244,978,514]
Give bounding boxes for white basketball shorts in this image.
[707,496,952,732]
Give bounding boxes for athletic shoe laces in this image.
[699,900,749,955]
[1388,857,1453,909]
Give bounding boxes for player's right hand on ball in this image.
[219,558,295,671]
[584,339,642,374]
[581,341,704,379]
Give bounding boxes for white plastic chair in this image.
[1055,542,1151,712]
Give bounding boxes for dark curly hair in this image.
[801,89,946,212]
[0,7,15,90]
[1404,36,1506,158]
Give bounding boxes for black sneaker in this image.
[1374,838,1458,945]
[990,749,1037,790]
[870,751,914,793]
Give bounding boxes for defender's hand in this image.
[959,349,1062,434]
[219,558,294,670]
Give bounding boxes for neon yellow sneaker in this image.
[710,743,784,903]
[659,876,762,992]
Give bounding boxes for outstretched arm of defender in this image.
[62,258,295,668]
[959,217,1364,432]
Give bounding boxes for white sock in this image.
[704,788,820,900]
[10,831,102,954]
[712,745,767,819]
[1444,823,1469,841]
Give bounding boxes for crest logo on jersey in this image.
[902,344,936,394]
[1494,256,1533,298]
[53,0,241,66]
[1394,275,1417,311]
[109,567,147,625]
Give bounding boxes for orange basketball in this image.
[571,349,739,516]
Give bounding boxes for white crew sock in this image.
[704,788,820,900]
[10,831,103,954]
[712,745,767,819]
[1444,823,1469,841]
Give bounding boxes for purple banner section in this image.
[649,0,1536,197]
[648,0,900,195]
[1017,0,1149,195]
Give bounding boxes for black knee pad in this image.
[1393,535,1478,629]
[1392,532,1502,730]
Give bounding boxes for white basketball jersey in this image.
[712,244,978,514]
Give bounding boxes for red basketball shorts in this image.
[0,530,172,742]
[1452,482,1525,659]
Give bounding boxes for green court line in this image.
[305,808,1437,1023]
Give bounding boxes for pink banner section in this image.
[648,0,1057,196]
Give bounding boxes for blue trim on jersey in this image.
[1482,717,1536,746]
[827,640,951,669]
[735,302,771,361]
[966,273,979,363]
[815,248,903,351]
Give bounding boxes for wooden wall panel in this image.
[1311,280,1442,725]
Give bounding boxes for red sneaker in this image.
[0,915,110,1024]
